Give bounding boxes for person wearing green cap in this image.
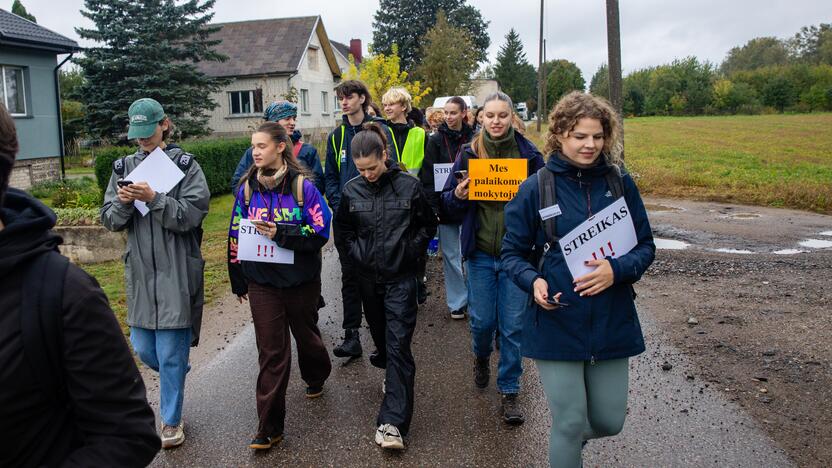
[100,98,210,450]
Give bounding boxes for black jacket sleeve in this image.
[411,183,439,253]
[60,266,160,467]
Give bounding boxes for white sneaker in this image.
[382,380,386,394]
[161,421,185,449]
[375,424,405,450]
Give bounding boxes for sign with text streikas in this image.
[237,219,294,264]
[558,197,637,281]
[124,147,185,216]
[468,158,526,201]
[433,163,453,191]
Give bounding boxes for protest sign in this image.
[433,163,453,191]
[468,158,526,201]
[558,197,637,280]
[236,219,294,264]
[124,147,185,216]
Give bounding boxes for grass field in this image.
[526,113,832,214]
[82,194,235,334]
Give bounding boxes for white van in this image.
[516,102,528,120]
[431,95,477,109]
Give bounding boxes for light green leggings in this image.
[535,358,630,468]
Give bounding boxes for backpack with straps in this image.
[535,164,625,270]
[20,251,71,407]
[243,173,305,210]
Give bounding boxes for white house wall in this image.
[292,30,341,140]
[206,75,289,136]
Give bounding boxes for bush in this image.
[54,207,101,226]
[94,138,251,197]
[29,177,101,208]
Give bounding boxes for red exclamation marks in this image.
[591,252,598,260]
[600,246,606,257]
[270,246,275,257]
[257,245,261,257]
[607,241,615,257]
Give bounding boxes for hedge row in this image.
[94,137,251,197]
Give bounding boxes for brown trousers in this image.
[247,280,331,437]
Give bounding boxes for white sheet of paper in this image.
[433,163,454,191]
[557,197,638,281]
[124,147,186,216]
[236,219,295,264]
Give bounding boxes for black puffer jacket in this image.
[334,163,438,281]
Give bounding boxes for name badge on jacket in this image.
[539,204,562,221]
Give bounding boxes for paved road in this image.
[140,198,804,467]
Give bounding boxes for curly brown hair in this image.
[544,92,623,166]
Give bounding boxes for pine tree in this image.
[372,0,489,72]
[11,0,37,22]
[415,11,479,103]
[494,29,536,104]
[74,0,228,140]
[589,64,610,99]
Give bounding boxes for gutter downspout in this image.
[54,52,74,181]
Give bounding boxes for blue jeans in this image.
[465,250,528,394]
[130,327,191,426]
[439,223,467,311]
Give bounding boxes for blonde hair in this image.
[471,92,514,158]
[381,87,413,113]
[512,113,526,135]
[545,91,623,167]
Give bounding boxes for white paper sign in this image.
[558,197,637,280]
[433,163,454,191]
[124,147,186,216]
[236,219,294,264]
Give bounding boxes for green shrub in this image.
[94,138,251,197]
[54,207,101,226]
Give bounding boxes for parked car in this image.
[432,95,477,109]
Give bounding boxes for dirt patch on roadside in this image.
[638,249,832,467]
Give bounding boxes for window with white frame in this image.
[1,66,27,115]
[300,89,309,113]
[321,91,329,113]
[334,95,340,113]
[228,89,262,115]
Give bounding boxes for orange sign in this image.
[468,158,527,201]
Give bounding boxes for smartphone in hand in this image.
[546,296,569,307]
[116,179,133,188]
[454,170,468,181]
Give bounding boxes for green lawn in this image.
[526,113,832,213]
[82,194,236,334]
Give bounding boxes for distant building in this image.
[470,79,500,107]
[1,8,80,189]
[196,16,361,140]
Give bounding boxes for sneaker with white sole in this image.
[374,424,404,450]
[161,421,185,449]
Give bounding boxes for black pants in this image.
[336,245,364,330]
[359,276,418,436]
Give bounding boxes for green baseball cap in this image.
[127,98,165,139]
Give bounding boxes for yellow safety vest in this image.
[391,126,426,177]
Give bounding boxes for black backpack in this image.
[534,165,625,270]
[20,251,71,407]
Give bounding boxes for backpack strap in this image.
[20,251,70,406]
[244,173,305,209]
[605,164,625,199]
[112,156,127,177]
[536,166,559,271]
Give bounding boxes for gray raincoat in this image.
[100,145,210,345]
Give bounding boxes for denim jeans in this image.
[130,327,191,426]
[438,223,467,311]
[465,250,528,394]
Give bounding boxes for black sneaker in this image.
[474,356,489,388]
[305,385,324,399]
[417,280,428,305]
[249,433,283,450]
[333,328,362,358]
[450,306,467,320]
[501,393,525,425]
[369,349,387,369]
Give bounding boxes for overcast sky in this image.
[7,0,832,80]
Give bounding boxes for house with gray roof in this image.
[1,8,80,188]
[196,15,357,139]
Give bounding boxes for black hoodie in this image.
[0,189,160,467]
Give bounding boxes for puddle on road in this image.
[645,203,683,213]
[799,239,832,249]
[655,238,690,250]
[773,249,806,255]
[720,212,762,220]
[713,248,754,254]
[820,231,832,236]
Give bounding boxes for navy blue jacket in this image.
[324,114,395,213]
[440,131,545,259]
[229,130,325,195]
[500,155,655,361]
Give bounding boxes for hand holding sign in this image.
[454,177,470,200]
[573,259,614,296]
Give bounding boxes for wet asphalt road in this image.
[140,198,807,467]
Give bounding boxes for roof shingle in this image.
[0,8,80,52]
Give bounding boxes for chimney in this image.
[349,39,363,65]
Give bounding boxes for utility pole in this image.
[606,0,623,123]
[536,0,544,132]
